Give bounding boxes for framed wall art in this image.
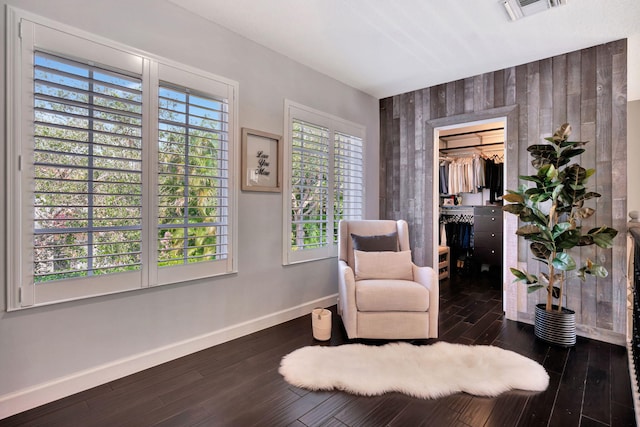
[241,128,283,192]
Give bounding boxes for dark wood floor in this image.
[2,273,636,427]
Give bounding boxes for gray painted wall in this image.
[0,0,379,407]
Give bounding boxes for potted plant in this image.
[502,123,618,346]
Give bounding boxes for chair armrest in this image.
[413,264,439,338]
[338,260,358,338]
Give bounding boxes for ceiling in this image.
[169,0,640,99]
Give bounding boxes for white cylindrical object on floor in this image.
[311,308,332,341]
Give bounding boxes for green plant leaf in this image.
[538,164,557,180]
[584,168,596,180]
[530,242,551,259]
[575,191,601,203]
[528,144,558,169]
[578,259,609,279]
[517,224,542,236]
[552,222,571,236]
[527,284,544,293]
[503,192,524,203]
[552,252,576,271]
[575,207,595,219]
[577,235,594,246]
[588,226,618,248]
[510,268,538,284]
[518,207,537,223]
[531,193,552,204]
[552,183,564,201]
[503,204,523,215]
[519,175,542,184]
[591,264,608,278]
[559,139,587,148]
[555,229,581,249]
[561,164,588,184]
[560,147,585,160]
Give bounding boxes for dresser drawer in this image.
[474,215,503,232]
[474,245,502,265]
[474,231,502,249]
[474,207,501,217]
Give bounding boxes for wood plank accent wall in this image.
[379,39,628,343]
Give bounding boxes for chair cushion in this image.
[355,279,429,312]
[354,250,413,280]
[351,232,398,252]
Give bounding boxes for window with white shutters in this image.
[7,12,237,309]
[284,102,365,264]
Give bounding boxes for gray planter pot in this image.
[534,303,576,347]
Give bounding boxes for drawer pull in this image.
[491,233,495,237]
[491,250,495,254]
[491,217,495,221]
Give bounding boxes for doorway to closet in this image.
[434,119,506,309]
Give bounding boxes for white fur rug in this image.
[279,341,549,398]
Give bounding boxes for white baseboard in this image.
[0,294,338,420]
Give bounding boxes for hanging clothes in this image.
[439,160,449,195]
[442,155,490,195]
[473,155,486,192]
[440,211,474,275]
[485,156,504,203]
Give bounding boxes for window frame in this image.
[282,100,365,265]
[6,8,239,310]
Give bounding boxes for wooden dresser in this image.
[473,206,503,268]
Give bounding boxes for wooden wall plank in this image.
[446,82,457,117]
[378,97,391,217]
[611,40,628,334]
[413,90,424,262]
[483,72,494,110]
[505,67,516,106]
[580,46,598,329]
[514,63,529,315]
[432,84,447,119]
[464,77,474,113]
[473,75,483,112]
[494,69,505,108]
[595,43,614,330]
[526,60,542,311]
[454,79,466,115]
[552,54,567,130]
[422,88,433,266]
[565,51,582,322]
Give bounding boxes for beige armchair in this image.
[337,219,439,339]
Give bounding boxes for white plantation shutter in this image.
[333,132,363,243]
[290,119,330,251]
[33,51,144,283]
[284,102,365,264]
[157,84,229,267]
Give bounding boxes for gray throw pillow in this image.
[350,232,398,252]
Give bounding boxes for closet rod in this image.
[439,141,504,153]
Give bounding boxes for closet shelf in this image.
[439,142,504,154]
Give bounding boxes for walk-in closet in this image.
[437,123,505,281]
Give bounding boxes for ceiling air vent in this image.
[503,0,567,21]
